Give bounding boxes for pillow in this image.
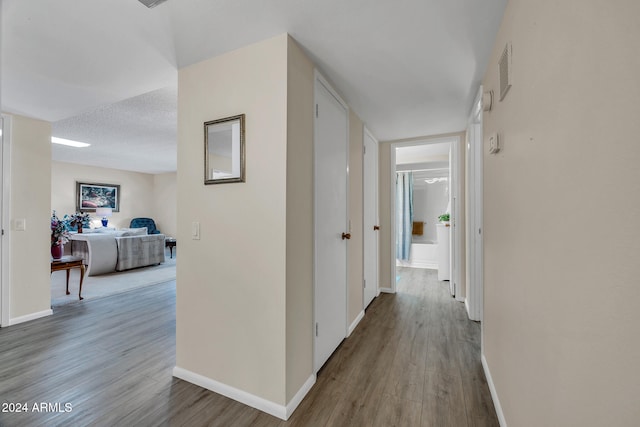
[119,227,148,236]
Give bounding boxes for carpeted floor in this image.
[51,248,176,307]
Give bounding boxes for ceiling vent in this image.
[498,42,512,101]
[138,0,169,8]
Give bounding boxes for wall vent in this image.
[498,42,512,101]
[138,0,169,8]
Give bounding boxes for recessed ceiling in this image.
[2,0,506,174]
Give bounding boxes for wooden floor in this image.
[0,268,498,426]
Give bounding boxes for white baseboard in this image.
[455,294,465,303]
[285,374,315,419]
[173,367,315,421]
[481,353,507,427]
[379,287,395,293]
[465,298,471,318]
[347,310,364,337]
[9,309,53,326]
[396,260,438,269]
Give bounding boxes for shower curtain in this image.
[396,171,413,260]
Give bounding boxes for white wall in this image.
[152,172,177,238]
[51,161,155,230]
[7,114,52,321]
[412,179,448,243]
[482,1,640,425]
[176,34,290,406]
[285,37,315,402]
[348,110,364,324]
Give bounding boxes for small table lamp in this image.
[95,207,112,227]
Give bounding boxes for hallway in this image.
[0,269,497,426]
[295,267,498,426]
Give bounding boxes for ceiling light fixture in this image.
[51,137,91,148]
[138,0,169,8]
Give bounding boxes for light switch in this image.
[488,133,500,154]
[192,221,200,240]
[14,218,26,231]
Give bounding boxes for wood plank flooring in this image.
[0,268,498,426]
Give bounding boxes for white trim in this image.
[481,354,507,427]
[466,86,484,322]
[363,126,379,309]
[173,367,315,421]
[1,114,12,327]
[379,287,395,294]
[396,260,438,270]
[347,310,364,336]
[285,374,316,419]
[9,309,53,326]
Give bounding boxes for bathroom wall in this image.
[412,176,448,243]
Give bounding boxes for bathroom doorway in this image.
[390,135,462,299]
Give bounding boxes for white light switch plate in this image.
[14,218,26,231]
[488,133,500,154]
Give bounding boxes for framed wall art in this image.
[76,182,120,212]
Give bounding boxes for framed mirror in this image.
[204,114,245,184]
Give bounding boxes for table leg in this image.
[170,246,174,258]
[66,269,71,295]
[78,264,85,300]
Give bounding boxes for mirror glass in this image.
[204,114,245,184]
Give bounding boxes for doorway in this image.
[390,136,462,298]
[313,72,349,372]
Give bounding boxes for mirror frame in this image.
[204,114,246,185]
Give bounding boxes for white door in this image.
[466,88,484,322]
[314,74,349,372]
[363,128,379,308]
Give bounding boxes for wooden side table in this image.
[51,256,86,300]
[165,238,177,259]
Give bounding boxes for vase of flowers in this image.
[64,212,90,233]
[51,210,69,259]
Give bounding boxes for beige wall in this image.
[348,111,364,323]
[176,34,289,405]
[378,132,466,297]
[51,161,154,229]
[152,172,177,238]
[285,37,314,402]
[482,1,640,426]
[7,114,52,320]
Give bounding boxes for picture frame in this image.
[76,182,121,212]
[204,114,246,185]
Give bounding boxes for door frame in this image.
[363,126,379,308]
[1,114,12,327]
[389,135,461,294]
[466,87,484,322]
[313,70,350,373]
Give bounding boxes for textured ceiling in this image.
[2,0,506,174]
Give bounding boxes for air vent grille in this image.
[499,42,512,101]
[138,0,168,8]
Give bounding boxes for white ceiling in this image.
[1,0,506,174]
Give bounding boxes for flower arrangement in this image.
[51,211,69,247]
[63,212,91,230]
